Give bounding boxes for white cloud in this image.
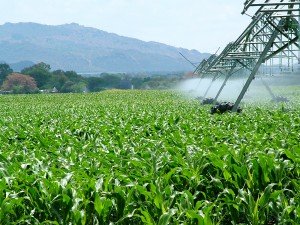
[0,0,251,53]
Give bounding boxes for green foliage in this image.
[50,70,68,90]
[20,64,87,93]
[0,90,299,224]
[64,71,84,83]
[86,74,122,92]
[86,73,182,92]
[0,63,13,85]
[21,62,52,88]
[16,62,183,93]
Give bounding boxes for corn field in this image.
[0,90,299,224]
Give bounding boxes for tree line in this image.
[0,62,183,94]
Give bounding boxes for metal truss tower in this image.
[195,0,300,111]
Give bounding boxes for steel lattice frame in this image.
[195,0,300,111]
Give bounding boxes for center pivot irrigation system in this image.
[193,0,300,112]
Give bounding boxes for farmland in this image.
[0,90,300,224]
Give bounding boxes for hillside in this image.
[0,22,209,73]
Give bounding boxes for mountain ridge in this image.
[0,22,209,73]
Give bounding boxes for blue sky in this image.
[0,0,252,53]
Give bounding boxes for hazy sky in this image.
[0,0,252,53]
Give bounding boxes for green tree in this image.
[49,70,68,91]
[61,81,86,93]
[64,71,84,83]
[0,63,13,85]
[100,73,121,88]
[21,62,51,88]
[86,77,104,92]
[60,71,86,93]
[85,74,123,92]
[131,77,144,89]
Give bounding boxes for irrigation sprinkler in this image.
[193,0,300,112]
[232,24,282,111]
[232,1,300,111]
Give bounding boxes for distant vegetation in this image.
[2,73,38,94]
[0,62,184,94]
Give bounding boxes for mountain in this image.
[0,22,209,73]
[9,60,35,72]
